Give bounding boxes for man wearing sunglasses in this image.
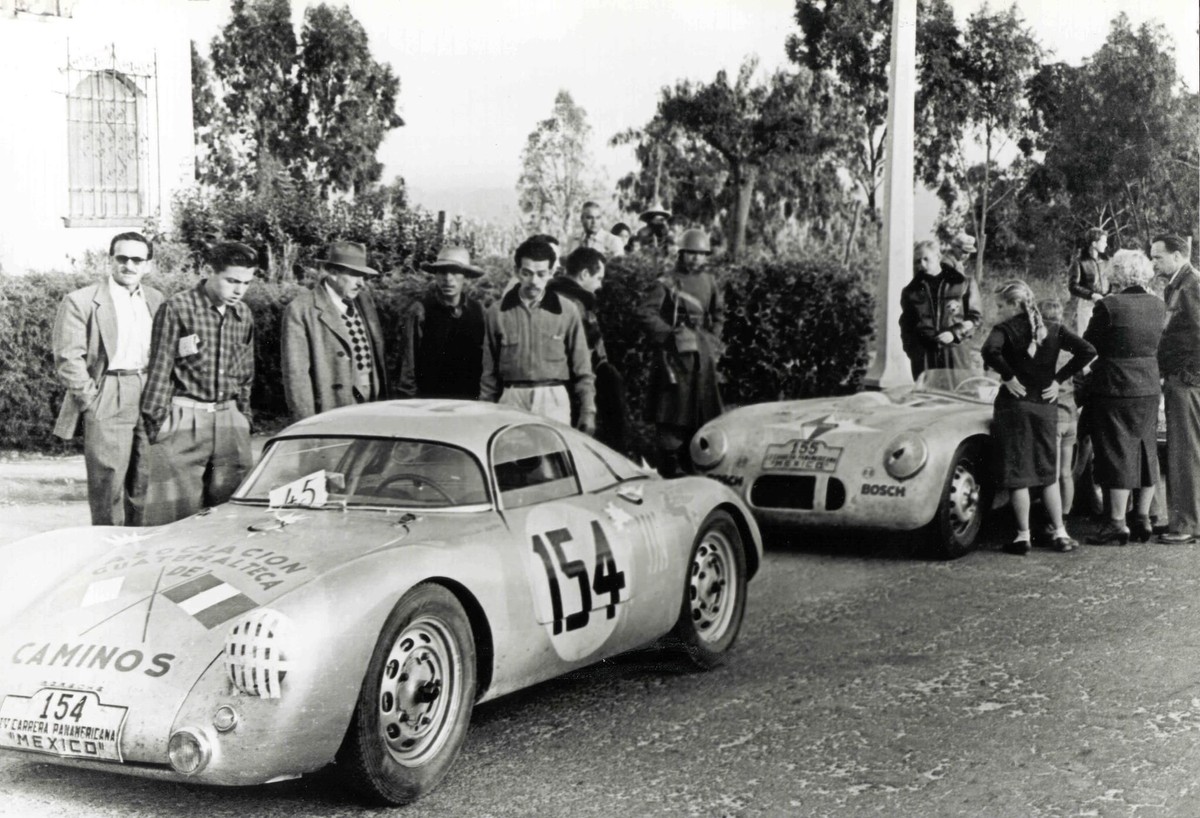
[52,232,164,526]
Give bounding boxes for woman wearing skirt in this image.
[982,281,1096,554]
[1082,249,1166,544]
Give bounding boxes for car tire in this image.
[926,440,990,560]
[337,583,477,806]
[670,510,748,669]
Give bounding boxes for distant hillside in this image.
[408,185,522,225]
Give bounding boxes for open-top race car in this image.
[0,400,762,805]
[689,369,1001,559]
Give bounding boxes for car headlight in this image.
[883,431,928,480]
[168,728,211,775]
[224,609,295,699]
[690,427,728,471]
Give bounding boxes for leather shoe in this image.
[1089,522,1130,546]
[1158,532,1197,544]
[1004,539,1032,555]
[1130,517,1153,544]
[1053,535,1077,553]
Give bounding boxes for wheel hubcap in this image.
[377,616,462,766]
[689,529,737,643]
[947,462,980,536]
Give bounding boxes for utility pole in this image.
[863,0,918,389]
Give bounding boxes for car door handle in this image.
[617,485,644,505]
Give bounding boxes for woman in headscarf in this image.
[1081,249,1165,545]
[982,280,1096,554]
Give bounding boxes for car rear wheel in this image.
[338,583,477,806]
[926,440,989,560]
[671,510,747,669]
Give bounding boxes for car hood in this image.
[714,389,981,442]
[0,503,492,760]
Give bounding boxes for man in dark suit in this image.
[1152,234,1200,543]
[52,232,164,526]
[282,240,389,420]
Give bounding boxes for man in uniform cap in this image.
[398,246,488,400]
[641,228,725,476]
[282,240,389,420]
[943,232,977,274]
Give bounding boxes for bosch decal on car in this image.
[690,369,1001,559]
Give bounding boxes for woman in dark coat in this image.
[1082,249,1165,544]
[982,280,1096,554]
[1067,227,1109,335]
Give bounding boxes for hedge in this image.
[0,252,873,454]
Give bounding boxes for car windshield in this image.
[908,369,1000,404]
[235,437,490,510]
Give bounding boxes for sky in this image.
[191,0,1200,228]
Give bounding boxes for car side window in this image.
[492,425,579,509]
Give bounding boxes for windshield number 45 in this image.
[532,522,626,636]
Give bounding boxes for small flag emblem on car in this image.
[163,574,258,629]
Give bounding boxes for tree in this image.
[205,0,297,190]
[1026,14,1199,249]
[920,4,1043,278]
[787,0,961,218]
[293,4,405,198]
[198,0,403,198]
[517,90,602,238]
[621,58,841,259]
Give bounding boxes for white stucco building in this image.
[0,0,200,272]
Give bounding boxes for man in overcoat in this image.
[282,240,390,420]
[1152,234,1200,544]
[53,231,164,525]
[640,228,724,477]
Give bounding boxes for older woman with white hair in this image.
[1081,249,1166,545]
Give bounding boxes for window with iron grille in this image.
[65,45,159,226]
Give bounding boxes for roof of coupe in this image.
[276,399,545,450]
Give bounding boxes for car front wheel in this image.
[926,440,989,560]
[338,583,477,806]
[671,510,748,669]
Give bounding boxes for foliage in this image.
[786,0,962,217]
[197,0,403,198]
[1025,14,1199,250]
[517,90,603,239]
[720,259,874,402]
[921,4,1043,278]
[614,58,848,259]
[172,180,447,281]
[292,4,405,197]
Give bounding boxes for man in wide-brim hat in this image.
[281,239,390,419]
[398,245,488,400]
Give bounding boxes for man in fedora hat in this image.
[282,239,389,420]
[397,245,487,400]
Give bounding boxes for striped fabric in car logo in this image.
[163,574,258,629]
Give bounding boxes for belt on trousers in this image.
[504,380,566,388]
[105,369,146,376]
[172,396,236,412]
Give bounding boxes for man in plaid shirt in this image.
[139,241,258,525]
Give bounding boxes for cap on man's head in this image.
[421,246,486,279]
[316,240,379,276]
[950,232,977,254]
